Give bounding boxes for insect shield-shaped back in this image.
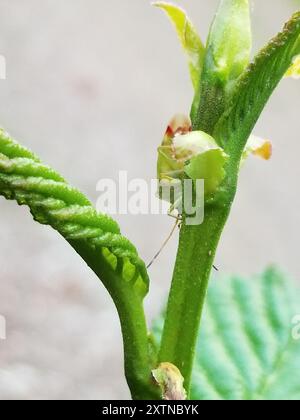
[157,114,228,210]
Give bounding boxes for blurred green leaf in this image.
[154,2,205,89]
[153,268,300,400]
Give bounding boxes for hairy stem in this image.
[158,192,234,394]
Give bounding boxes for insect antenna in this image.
[146,218,219,271]
[147,219,179,269]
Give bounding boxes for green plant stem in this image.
[158,191,234,394]
[158,45,240,394]
[69,241,160,400]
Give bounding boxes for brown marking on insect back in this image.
[168,114,192,136]
[165,125,174,138]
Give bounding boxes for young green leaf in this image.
[191,0,252,133]
[205,0,252,84]
[154,2,205,90]
[153,268,300,400]
[214,12,300,162]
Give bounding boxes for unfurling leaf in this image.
[0,128,149,299]
[204,0,252,85]
[192,0,252,134]
[154,2,205,89]
[285,54,300,78]
[153,268,300,400]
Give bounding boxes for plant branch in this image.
[0,129,158,400]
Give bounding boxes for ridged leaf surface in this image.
[0,128,149,298]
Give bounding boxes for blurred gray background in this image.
[0,0,299,400]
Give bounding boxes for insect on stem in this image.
[147,218,219,271]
